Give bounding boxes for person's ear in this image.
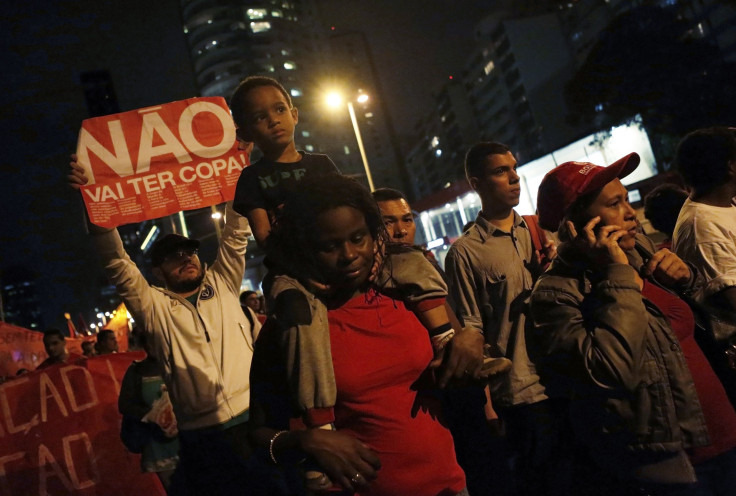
[291,106,298,125]
[468,176,479,191]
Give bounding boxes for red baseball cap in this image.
[537,152,640,231]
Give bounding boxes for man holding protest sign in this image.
[68,96,280,495]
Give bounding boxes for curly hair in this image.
[268,174,391,286]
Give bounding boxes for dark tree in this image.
[565,4,736,168]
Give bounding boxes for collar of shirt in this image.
[471,210,528,243]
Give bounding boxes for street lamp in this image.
[325,91,375,192]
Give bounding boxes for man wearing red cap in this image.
[445,142,557,496]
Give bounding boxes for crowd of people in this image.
[53,75,735,496]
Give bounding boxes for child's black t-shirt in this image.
[232,151,339,221]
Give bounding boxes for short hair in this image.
[643,183,689,237]
[465,142,511,181]
[676,127,736,194]
[97,329,115,341]
[230,76,293,130]
[372,188,408,204]
[240,290,257,305]
[269,174,390,285]
[43,328,65,341]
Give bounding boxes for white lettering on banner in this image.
[0,377,40,435]
[104,359,121,396]
[179,166,196,183]
[77,121,134,183]
[78,99,237,185]
[63,433,99,490]
[38,444,74,494]
[39,374,69,422]
[83,183,125,202]
[137,111,191,173]
[1,433,99,495]
[0,452,24,495]
[178,101,235,158]
[60,366,99,413]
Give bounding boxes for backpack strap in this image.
[522,214,547,253]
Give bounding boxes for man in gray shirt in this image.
[445,142,564,496]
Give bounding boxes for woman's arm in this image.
[249,319,381,492]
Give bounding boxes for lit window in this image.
[290,88,302,97]
[344,146,350,155]
[435,149,442,157]
[305,144,314,151]
[283,61,296,70]
[247,8,267,19]
[483,60,495,75]
[431,136,440,148]
[364,112,373,118]
[251,21,271,33]
[272,10,283,17]
[302,130,310,137]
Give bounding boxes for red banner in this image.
[75,97,249,227]
[0,353,165,495]
[0,323,88,377]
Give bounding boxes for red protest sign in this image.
[0,323,89,377]
[0,354,164,496]
[75,97,248,227]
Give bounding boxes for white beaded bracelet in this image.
[269,430,288,465]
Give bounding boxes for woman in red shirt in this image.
[249,175,467,496]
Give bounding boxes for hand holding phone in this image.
[566,216,629,265]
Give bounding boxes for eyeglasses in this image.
[163,248,198,263]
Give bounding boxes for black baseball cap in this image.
[150,234,200,267]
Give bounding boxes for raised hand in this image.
[67,154,88,189]
[566,216,629,265]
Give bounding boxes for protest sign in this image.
[0,324,87,377]
[75,97,248,227]
[0,353,164,495]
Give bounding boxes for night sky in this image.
[0,0,526,330]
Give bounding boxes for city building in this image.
[321,30,408,192]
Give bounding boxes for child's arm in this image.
[414,302,485,388]
[247,208,272,248]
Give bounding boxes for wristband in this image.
[269,430,288,465]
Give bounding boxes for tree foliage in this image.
[566,5,736,137]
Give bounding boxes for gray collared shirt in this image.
[445,211,547,407]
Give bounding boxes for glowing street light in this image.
[325,91,375,191]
